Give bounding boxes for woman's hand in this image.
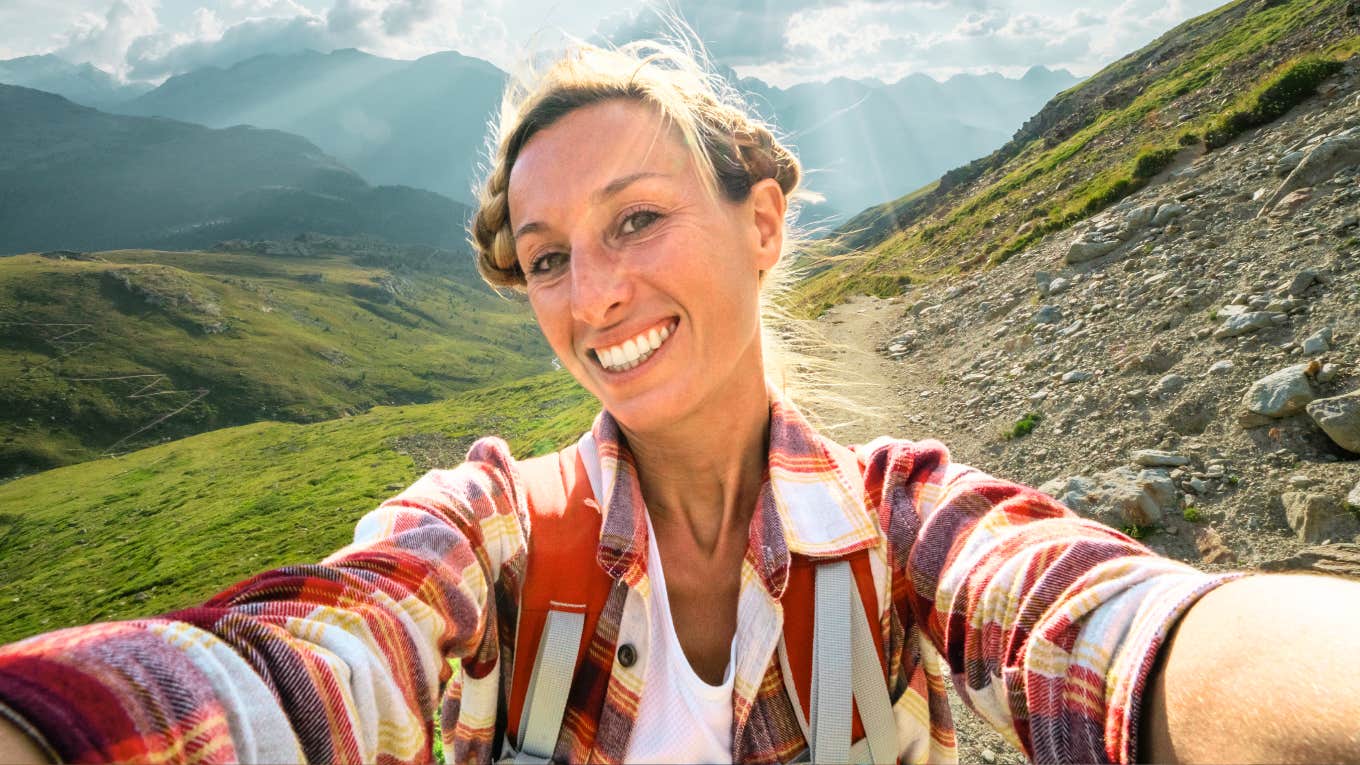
[0,718,47,764]
[1142,573,1360,763]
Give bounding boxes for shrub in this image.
[1122,524,1151,540]
[1005,411,1043,439]
[1205,56,1344,148]
[1133,147,1178,179]
[1177,130,1201,147]
[1183,506,1202,523]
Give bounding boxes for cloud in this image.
[597,0,830,65]
[116,0,509,80]
[55,0,160,75]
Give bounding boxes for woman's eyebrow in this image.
[514,171,669,240]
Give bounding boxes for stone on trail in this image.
[1281,492,1360,544]
[1349,480,1360,510]
[1306,392,1360,453]
[1302,327,1333,355]
[1287,268,1325,298]
[1034,305,1063,324]
[1133,449,1190,467]
[1259,543,1360,578]
[1152,203,1187,226]
[1061,370,1092,384]
[1156,374,1187,396]
[1213,311,1282,339]
[1066,236,1120,264]
[1207,360,1235,375]
[1039,467,1173,527]
[1260,135,1360,217]
[1240,364,1316,424]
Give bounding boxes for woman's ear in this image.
[748,177,787,272]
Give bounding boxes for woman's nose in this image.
[569,243,631,327]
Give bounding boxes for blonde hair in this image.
[468,35,876,430]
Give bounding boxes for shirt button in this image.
[617,643,637,668]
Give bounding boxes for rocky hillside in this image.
[799,0,1360,313]
[815,51,1360,765]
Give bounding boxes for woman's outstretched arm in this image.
[0,437,530,763]
[1141,573,1360,764]
[860,436,1242,764]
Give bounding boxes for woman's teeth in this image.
[596,322,673,371]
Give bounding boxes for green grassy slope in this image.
[795,0,1360,314]
[0,370,596,644]
[0,245,550,476]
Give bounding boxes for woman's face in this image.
[508,99,784,435]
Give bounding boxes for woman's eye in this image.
[528,251,568,276]
[620,210,661,236]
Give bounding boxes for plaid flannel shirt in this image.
[0,393,1238,764]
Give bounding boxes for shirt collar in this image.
[585,387,882,596]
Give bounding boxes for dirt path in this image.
[816,294,1030,765]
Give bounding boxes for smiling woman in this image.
[3,34,1360,765]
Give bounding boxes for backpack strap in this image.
[782,441,897,764]
[506,443,612,762]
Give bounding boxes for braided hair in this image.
[469,40,805,289]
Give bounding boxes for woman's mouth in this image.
[592,319,678,372]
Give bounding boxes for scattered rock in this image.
[1133,449,1190,467]
[1034,305,1063,324]
[1061,370,1092,384]
[1261,135,1360,216]
[1318,363,1340,384]
[1067,235,1120,264]
[1195,527,1238,564]
[1213,311,1282,339]
[1040,467,1174,527]
[1302,327,1333,355]
[1306,392,1360,453]
[1287,268,1325,298]
[1259,543,1360,578]
[1207,360,1235,375]
[1155,374,1187,396]
[1240,364,1316,424]
[1152,203,1187,226]
[1348,481,1360,510]
[1281,492,1360,544]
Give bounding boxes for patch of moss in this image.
[1205,55,1344,148]
[1005,411,1044,440]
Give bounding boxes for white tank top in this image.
[623,515,736,764]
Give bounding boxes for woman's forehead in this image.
[508,101,696,223]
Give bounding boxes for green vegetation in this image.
[1122,523,1153,541]
[1004,411,1044,440]
[1132,146,1180,179]
[1183,505,1202,523]
[0,371,596,643]
[0,247,550,476]
[1205,55,1346,148]
[789,0,1357,315]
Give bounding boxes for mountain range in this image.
[0,48,1078,219]
[0,83,472,255]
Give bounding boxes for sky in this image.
[1,0,1227,86]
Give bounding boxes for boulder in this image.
[1259,135,1360,217]
[1306,392,1360,453]
[1302,327,1333,355]
[1125,203,1158,227]
[1152,203,1188,226]
[1348,480,1360,510]
[1259,543,1360,579]
[1287,268,1325,297]
[1133,449,1190,467]
[1156,374,1187,396]
[1241,364,1316,423]
[1039,467,1173,527]
[1281,492,1360,544]
[1034,305,1063,324]
[1066,236,1120,264]
[1213,311,1281,339]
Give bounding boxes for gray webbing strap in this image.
[811,561,897,764]
[811,562,853,764]
[515,608,585,763]
[850,582,896,764]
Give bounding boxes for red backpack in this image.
[502,442,895,764]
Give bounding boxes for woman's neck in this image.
[619,368,770,558]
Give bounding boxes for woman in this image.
[2,39,1360,765]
